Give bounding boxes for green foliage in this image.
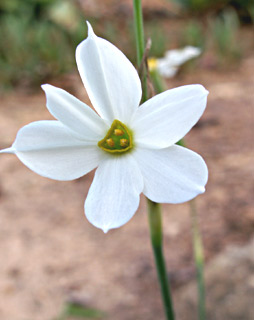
[0,16,70,88]
[169,0,254,23]
[249,5,254,23]
[230,0,254,23]
[179,8,242,66]
[0,0,249,91]
[169,0,229,13]
[145,22,167,58]
[0,0,83,90]
[181,21,205,49]
[55,302,105,320]
[210,9,241,63]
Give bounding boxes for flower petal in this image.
[85,154,144,232]
[133,145,208,203]
[76,22,142,124]
[164,46,201,67]
[131,85,208,149]
[5,120,103,181]
[42,84,107,141]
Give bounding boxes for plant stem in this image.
[190,200,206,320]
[133,0,145,65]
[132,1,175,319]
[132,0,147,101]
[147,199,175,320]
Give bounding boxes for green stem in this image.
[190,200,206,320]
[132,0,147,102]
[133,0,145,65]
[133,1,175,319]
[147,199,175,320]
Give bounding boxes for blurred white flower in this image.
[0,23,208,233]
[148,46,201,78]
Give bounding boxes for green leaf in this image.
[54,302,106,320]
[65,303,105,318]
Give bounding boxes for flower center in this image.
[98,119,132,154]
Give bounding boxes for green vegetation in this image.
[210,9,241,64]
[0,0,83,90]
[145,22,167,58]
[54,302,105,320]
[0,0,252,91]
[170,0,228,13]
[170,0,254,22]
[181,20,205,49]
[179,9,241,65]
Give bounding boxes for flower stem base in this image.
[147,199,175,320]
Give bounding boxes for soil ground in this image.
[0,1,253,319]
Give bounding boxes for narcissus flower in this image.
[148,46,201,78]
[0,23,208,233]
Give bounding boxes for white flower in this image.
[0,23,208,233]
[148,46,201,78]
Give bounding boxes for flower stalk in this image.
[133,0,148,102]
[147,199,175,320]
[190,200,206,320]
[133,1,175,319]
[133,0,145,65]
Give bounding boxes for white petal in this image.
[157,47,201,78]
[85,154,144,232]
[9,120,103,181]
[0,147,15,154]
[164,46,201,67]
[75,22,142,124]
[133,145,208,203]
[157,60,178,78]
[131,85,208,149]
[42,84,107,140]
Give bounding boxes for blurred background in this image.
[0,0,253,319]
